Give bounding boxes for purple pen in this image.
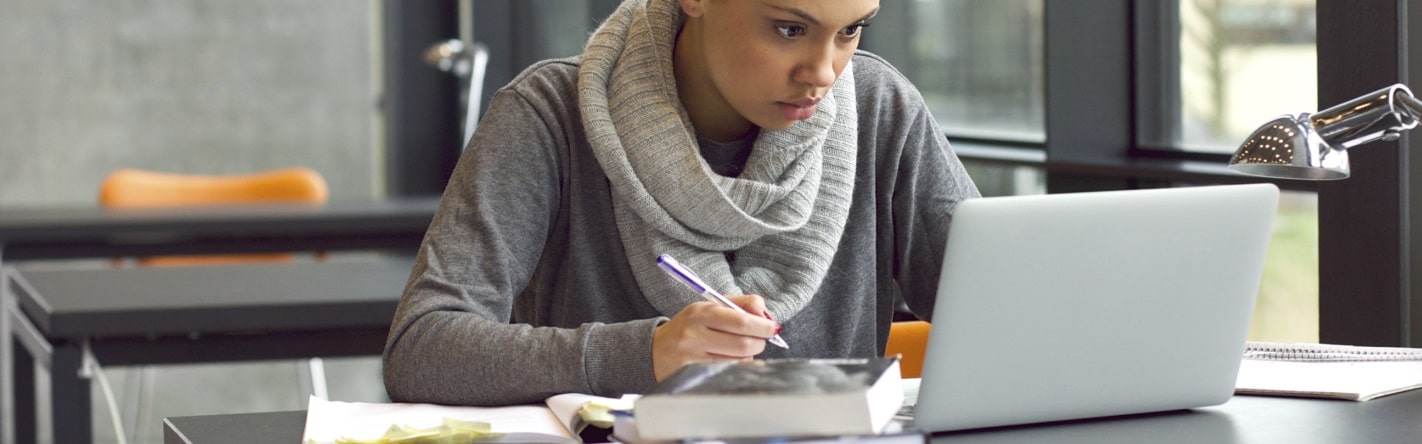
[655,254,790,349]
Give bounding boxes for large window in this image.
[867,0,1320,342]
[1050,0,1416,347]
[1174,0,1318,152]
[1173,0,1320,342]
[864,1,1045,143]
[861,1,1047,198]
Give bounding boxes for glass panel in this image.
[864,0,1045,142]
[1178,0,1317,152]
[1249,190,1320,342]
[961,161,1045,197]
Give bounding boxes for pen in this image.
[656,254,791,349]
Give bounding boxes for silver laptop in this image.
[912,183,1280,432]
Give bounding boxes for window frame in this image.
[967,0,1417,346]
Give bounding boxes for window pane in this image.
[1178,0,1317,152]
[1250,190,1319,342]
[961,161,1045,197]
[865,0,1045,142]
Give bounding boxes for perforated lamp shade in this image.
[1230,115,1350,180]
[1228,84,1422,180]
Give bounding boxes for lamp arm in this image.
[1395,89,1422,123]
[1311,84,1422,149]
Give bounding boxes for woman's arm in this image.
[381,72,648,406]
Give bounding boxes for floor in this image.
[31,356,387,444]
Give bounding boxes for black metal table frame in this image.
[0,199,435,444]
[3,261,404,444]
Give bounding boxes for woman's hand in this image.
[651,294,781,381]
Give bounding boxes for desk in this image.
[0,198,438,260]
[161,391,1422,443]
[0,198,435,443]
[5,257,413,444]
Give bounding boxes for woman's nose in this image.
[794,43,839,88]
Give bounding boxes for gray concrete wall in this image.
[0,0,379,206]
[0,4,385,442]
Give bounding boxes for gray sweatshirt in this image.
[382,51,981,406]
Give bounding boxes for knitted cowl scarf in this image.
[578,0,857,321]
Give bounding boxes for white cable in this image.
[133,368,155,444]
[309,357,329,401]
[81,341,129,444]
[462,43,489,148]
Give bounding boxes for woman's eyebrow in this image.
[769,6,880,27]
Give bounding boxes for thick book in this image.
[1234,341,1422,401]
[633,357,904,441]
[612,413,927,444]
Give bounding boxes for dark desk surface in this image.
[163,390,1422,444]
[8,258,412,340]
[4,257,415,444]
[0,198,438,259]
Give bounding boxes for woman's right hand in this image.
[651,294,781,381]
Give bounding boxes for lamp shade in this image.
[1228,84,1422,180]
[1229,114,1350,180]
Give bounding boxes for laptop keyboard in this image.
[897,378,920,421]
[895,403,917,422]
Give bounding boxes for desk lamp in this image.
[1228,83,1422,179]
[423,39,490,147]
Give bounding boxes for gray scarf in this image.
[578,0,857,321]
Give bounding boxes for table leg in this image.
[1,261,12,443]
[11,334,33,444]
[2,264,12,444]
[50,342,90,444]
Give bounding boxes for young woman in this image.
[383,0,980,406]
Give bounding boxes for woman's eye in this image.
[775,23,807,38]
[841,23,869,38]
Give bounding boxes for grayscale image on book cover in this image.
[652,358,898,396]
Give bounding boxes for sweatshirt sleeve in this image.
[855,53,982,321]
[891,103,980,321]
[381,68,659,406]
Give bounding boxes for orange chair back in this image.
[99,168,329,266]
[885,320,931,379]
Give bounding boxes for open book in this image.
[300,394,630,443]
[1234,341,1422,401]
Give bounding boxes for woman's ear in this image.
[679,0,705,18]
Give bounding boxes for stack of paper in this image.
[300,394,620,443]
[1234,342,1422,401]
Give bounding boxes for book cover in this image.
[633,357,904,441]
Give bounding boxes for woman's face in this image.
[677,0,879,140]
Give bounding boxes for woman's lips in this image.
[778,97,820,121]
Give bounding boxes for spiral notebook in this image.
[911,184,1280,432]
[1236,341,1422,401]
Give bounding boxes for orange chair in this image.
[885,321,931,378]
[98,167,329,266]
[96,167,332,424]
